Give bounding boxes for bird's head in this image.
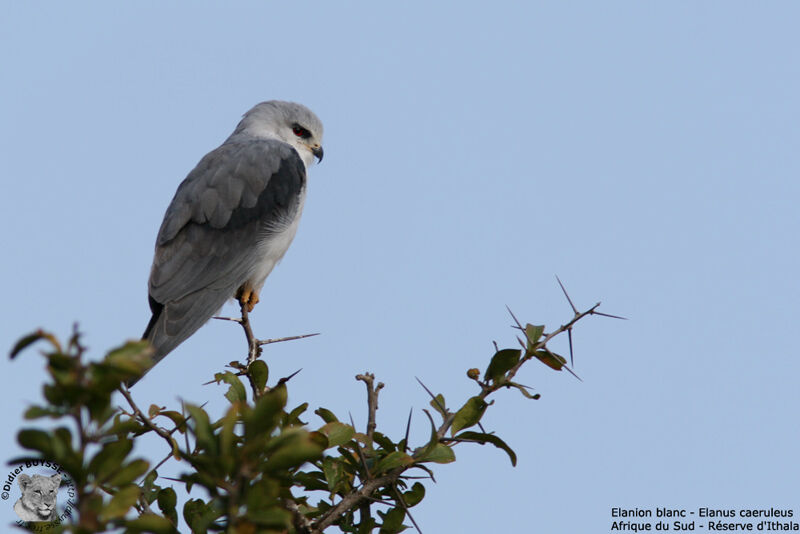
[232,100,324,167]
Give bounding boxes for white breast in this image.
[247,187,306,292]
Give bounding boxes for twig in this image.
[506,304,583,380]
[217,305,318,399]
[259,333,319,346]
[314,298,608,531]
[285,498,313,534]
[118,385,179,455]
[348,413,371,479]
[392,484,423,534]
[240,302,260,365]
[181,401,190,453]
[311,473,399,533]
[415,378,453,437]
[152,449,174,473]
[356,373,384,447]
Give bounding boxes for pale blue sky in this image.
[2,2,799,532]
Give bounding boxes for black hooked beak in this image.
[312,145,324,163]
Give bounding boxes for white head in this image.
[230,100,324,167]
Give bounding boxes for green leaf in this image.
[100,485,140,520]
[156,410,187,431]
[264,430,326,472]
[294,470,329,492]
[375,451,414,474]
[17,429,53,456]
[403,482,426,507]
[88,439,134,482]
[454,431,518,466]
[9,330,60,358]
[484,349,521,383]
[319,421,355,448]
[429,394,447,418]
[185,404,216,455]
[141,469,160,505]
[247,506,292,528]
[315,407,339,423]
[450,396,488,436]
[524,324,545,349]
[23,405,63,419]
[52,426,74,463]
[413,411,440,461]
[214,371,247,404]
[107,459,149,486]
[533,349,566,371]
[373,431,396,452]
[248,360,269,391]
[104,340,153,375]
[125,513,178,533]
[183,499,220,533]
[419,443,455,464]
[219,405,238,468]
[157,487,178,526]
[110,415,146,437]
[246,384,287,439]
[378,506,407,533]
[286,402,309,426]
[322,457,348,495]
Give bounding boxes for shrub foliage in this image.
[10,295,608,533]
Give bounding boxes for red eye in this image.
[292,125,310,138]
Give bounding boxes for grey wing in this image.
[139,139,306,381]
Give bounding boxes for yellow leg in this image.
[236,284,260,313]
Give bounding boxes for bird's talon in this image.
[247,293,259,312]
[236,286,259,313]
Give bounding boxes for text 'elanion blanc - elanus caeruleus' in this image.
[135,101,324,385]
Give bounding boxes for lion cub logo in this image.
[14,473,61,522]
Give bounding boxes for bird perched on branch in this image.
[135,101,324,386]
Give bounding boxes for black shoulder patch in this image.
[224,149,306,231]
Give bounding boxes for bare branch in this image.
[259,332,319,346]
[239,302,260,365]
[356,373,384,446]
[311,473,400,533]
[221,302,318,399]
[118,385,180,457]
[348,412,372,480]
[211,315,242,323]
[506,304,584,382]
[285,498,313,534]
[392,484,423,534]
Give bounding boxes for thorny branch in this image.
[356,373,384,447]
[213,304,319,399]
[118,384,179,455]
[237,283,616,533]
[311,473,400,533]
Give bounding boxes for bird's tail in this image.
[128,289,230,387]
